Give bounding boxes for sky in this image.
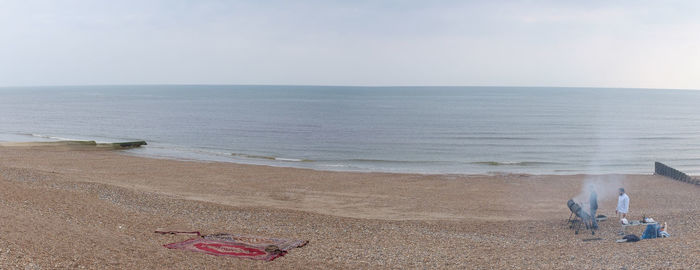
[1,0,700,89]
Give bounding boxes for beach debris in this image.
[155,230,202,237]
[155,230,308,261]
[582,238,603,242]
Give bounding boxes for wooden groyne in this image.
[0,140,147,150]
[97,141,147,149]
[654,162,700,185]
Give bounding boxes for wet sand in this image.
[0,147,698,269]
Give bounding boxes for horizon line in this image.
[0,83,698,92]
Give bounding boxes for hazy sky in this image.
[2,0,699,89]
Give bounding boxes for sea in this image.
[2,85,700,175]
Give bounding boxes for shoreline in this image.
[0,147,699,268]
[123,149,660,177]
[0,140,655,179]
[0,131,671,176]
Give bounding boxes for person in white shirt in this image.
[616,188,630,219]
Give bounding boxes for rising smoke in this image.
[573,106,628,212]
[573,174,624,208]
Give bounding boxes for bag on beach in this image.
[641,224,660,239]
[622,234,640,242]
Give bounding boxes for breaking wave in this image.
[231,153,311,162]
[471,161,563,166]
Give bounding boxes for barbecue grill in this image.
[567,199,596,235]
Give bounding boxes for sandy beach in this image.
[0,147,698,269]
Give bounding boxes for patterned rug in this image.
[157,231,308,261]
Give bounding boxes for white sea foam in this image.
[274,157,304,162]
[31,134,71,140]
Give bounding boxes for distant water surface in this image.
[2,85,700,175]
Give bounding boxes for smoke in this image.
[573,174,623,205]
[573,105,628,209]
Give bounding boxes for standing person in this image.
[589,188,598,229]
[616,188,629,220]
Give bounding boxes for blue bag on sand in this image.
[641,224,660,239]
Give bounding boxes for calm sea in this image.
[2,85,700,175]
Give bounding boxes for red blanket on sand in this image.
[159,232,308,261]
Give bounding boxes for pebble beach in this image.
[0,147,698,269]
